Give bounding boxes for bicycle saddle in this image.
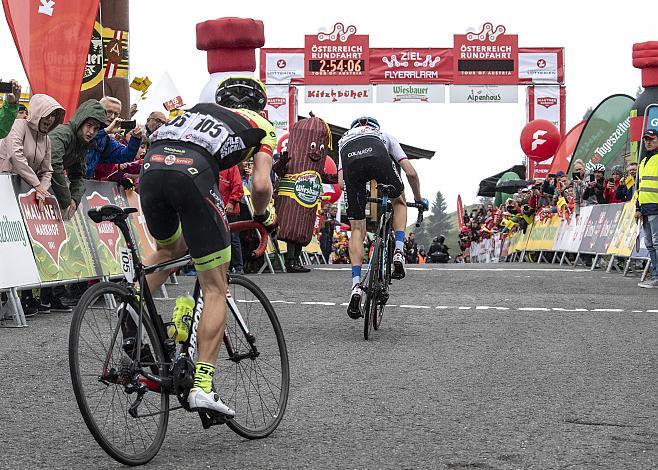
[88,205,138,223]
[377,183,397,196]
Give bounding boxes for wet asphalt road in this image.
[1,263,656,469]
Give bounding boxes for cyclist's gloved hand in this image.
[254,208,278,232]
[417,197,429,211]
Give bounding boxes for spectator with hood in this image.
[49,99,107,219]
[0,94,65,205]
[0,80,21,138]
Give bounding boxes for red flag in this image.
[548,120,586,175]
[3,0,100,121]
[457,195,464,229]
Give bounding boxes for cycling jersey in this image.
[337,127,407,171]
[140,103,275,271]
[338,129,405,220]
[150,103,274,170]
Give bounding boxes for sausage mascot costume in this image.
[274,116,336,272]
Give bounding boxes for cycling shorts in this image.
[139,144,231,271]
[339,136,404,220]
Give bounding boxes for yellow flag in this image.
[625,175,635,189]
[129,76,152,92]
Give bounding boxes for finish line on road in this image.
[250,299,657,313]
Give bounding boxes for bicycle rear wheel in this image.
[218,274,290,439]
[364,237,381,340]
[69,282,169,466]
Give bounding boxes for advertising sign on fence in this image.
[607,201,640,257]
[525,214,562,251]
[16,179,97,283]
[0,175,40,289]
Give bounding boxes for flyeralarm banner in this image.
[304,23,369,85]
[453,23,518,85]
[369,48,452,83]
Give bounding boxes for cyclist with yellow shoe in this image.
[137,76,277,417]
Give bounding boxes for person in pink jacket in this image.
[0,94,65,208]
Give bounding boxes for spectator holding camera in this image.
[1,80,21,139]
[87,97,142,179]
[582,163,607,205]
[604,165,624,203]
[0,94,65,209]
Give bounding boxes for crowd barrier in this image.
[0,174,326,327]
[469,199,652,277]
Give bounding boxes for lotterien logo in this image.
[0,216,27,247]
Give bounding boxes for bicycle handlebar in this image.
[406,202,427,227]
[228,220,270,258]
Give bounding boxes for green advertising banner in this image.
[15,178,97,282]
[568,94,634,174]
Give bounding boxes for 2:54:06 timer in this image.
[308,59,365,73]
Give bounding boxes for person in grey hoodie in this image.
[48,99,106,219]
[0,94,65,210]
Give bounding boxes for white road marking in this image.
[267,300,644,313]
[646,309,658,313]
[551,308,589,312]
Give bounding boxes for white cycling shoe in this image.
[392,249,406,280]
[188,387,235,417]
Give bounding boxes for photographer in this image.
[604,165,624,203]
[404,231,418,264]
[87,97,142,179]
[582,164,607,205]
[428,235,450,263]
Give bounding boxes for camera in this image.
[119,120,137,131]
[0,81,13,93]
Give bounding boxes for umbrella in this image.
[477,164,526,197]
[495,179,534,194]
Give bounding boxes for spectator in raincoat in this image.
[0,94,65,207]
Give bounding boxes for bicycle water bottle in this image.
[168,295,194,342]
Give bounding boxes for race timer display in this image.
[308,59,366,73]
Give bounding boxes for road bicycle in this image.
[68,205,289,466]
[360,184,425,340]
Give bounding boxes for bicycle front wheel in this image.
[68,282,169,466]
[219,274,290,439]
[374,231,394,330]
[364,237,382,340]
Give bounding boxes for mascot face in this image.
[288,117,330,165]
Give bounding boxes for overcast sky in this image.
[0,1,652,218]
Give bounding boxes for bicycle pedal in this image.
[199,410,230,429]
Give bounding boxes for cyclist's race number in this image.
[154,112,230,154]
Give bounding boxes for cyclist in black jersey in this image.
[138,77,274,416]
[338,116,428,319]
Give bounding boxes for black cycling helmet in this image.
[437,235,445,243]
[215,76,267,111]
[350,116,380,130]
